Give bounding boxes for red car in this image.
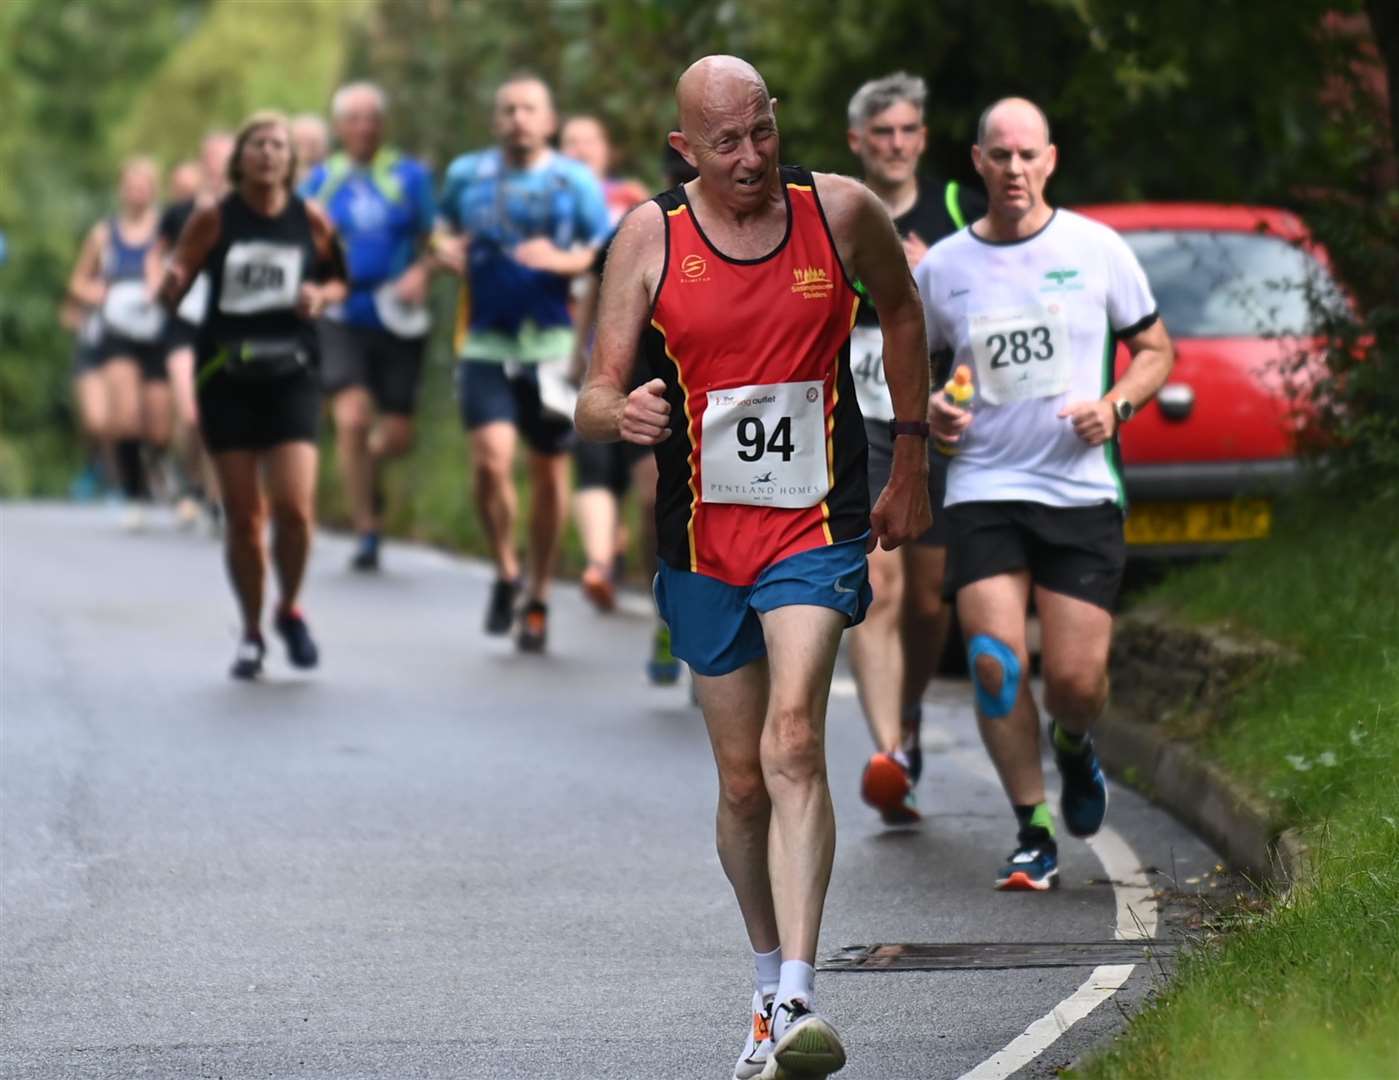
[1075,203,1340,555]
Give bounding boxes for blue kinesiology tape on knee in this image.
[967,634,1021,719]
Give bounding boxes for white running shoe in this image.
[734,991,774,1079]
[174,496,201,530]
[761,998,846,1078]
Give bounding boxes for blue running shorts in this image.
[654,535,872,677]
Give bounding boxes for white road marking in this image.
[925,723,1160,1078]
[659,651,1160,1073]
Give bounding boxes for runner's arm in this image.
[1060,320,1174,446]
[156,206,220,312]
[67,223,108,308]
[819,174,930,428]
[512,237,598,276]
[394,165,440,303]
[302,201,350,316]
[569,264,602,385]
[816,172,932,550]
[575,202,668,445]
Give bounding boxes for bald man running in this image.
[578,56,930,1079]
[920,98,1173,890]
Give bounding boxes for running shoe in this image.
[230,636,265,681]
[581,562,616,612]
[70,463,104,502]
[120,505,147,533]
[1050,721,1109,837]
[995,831,1059,891]
[350,532,380,573]
[484,578,521,636]
[516,600,548,654]
[733,991,774,1080]
[274,609,320,669]
[174,496,201,531]
[763,999,846,1078]
[860,751,920,825]
[646,622,682,685]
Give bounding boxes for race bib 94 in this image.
[968,304,1071,405]
[219,242,303,315]
[701,380,830,509]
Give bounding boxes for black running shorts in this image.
[318,319,426,416]
[573,439,649,497]
[864,418,949,547]
[942,499,1126,611]
[100,335,168,383]
[197,366,321,454]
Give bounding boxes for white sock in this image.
[776,960,815,1008]
[754,946,782,997]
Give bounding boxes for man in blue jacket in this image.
[301,82,437,572]
[437,72,609,652]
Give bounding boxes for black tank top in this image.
[200,192,320,358]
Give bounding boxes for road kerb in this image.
[1096,710,1312,892]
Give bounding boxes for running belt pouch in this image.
[222,337,310,383]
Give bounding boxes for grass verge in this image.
[1080,489,1399,1078]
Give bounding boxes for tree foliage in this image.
[0,0,1393,495]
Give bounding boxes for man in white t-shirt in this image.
[917,97,1174,891]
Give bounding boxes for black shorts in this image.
[197,365,321,454]
[164,317,200,353]
[864,418,948,547]
[72,338,103,377]
[318,319,426,416]
[455,359,573,456]
[99,335,168,382]
[943,500,1126,612]
[573,439,649,497]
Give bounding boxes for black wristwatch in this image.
[1112,398,1135,427]
[889,420,931,439]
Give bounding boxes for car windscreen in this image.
[1122,230,1341,338]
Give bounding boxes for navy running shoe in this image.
[995,831,1059,891]
[1051,721,1109,837]
[274,609,320,669]
[350,532,380,572]
[516,600,548,654]
[230,636,265,681]
[485,578,520,636]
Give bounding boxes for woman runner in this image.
[159,111,347,679]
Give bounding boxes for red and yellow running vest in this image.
[643,165,869,586]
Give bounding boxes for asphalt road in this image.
[1,504,1220,1079]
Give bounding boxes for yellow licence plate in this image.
[1125,499,1272,546]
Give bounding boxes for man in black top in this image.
[844,72,987,826]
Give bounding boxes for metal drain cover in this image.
[819,940,1175,973]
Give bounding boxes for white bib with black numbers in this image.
[849,325,895,422]
[219,241,303,315]
[968,303,1071,405]
[176,272,211,325]
[101,280,164,342]
[372,281,431,339]
[701,380,829,508]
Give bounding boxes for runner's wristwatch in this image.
[1111,399,1135,425]
[889,420,931,439]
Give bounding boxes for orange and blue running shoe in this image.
[995,829,1059,891]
